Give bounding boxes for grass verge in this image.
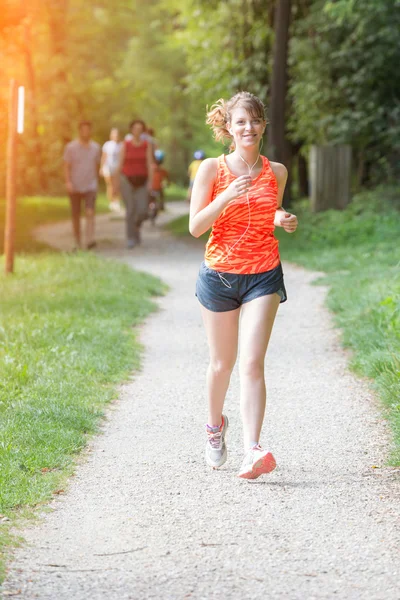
[0,253,166,581]
[167,186,400,464]
[0,192,166,581]
[0,194,109,254]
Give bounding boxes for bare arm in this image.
[64,161,73,194]
[270,161,298,233]
[97,147,102,170]
[146,143,154,189]
[117,143,125,172]
[189,158,252,238]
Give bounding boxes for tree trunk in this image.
[268,0,292,206]
[298,151,308,197]
[310,145,352,212]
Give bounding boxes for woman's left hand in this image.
[279,212,298,233]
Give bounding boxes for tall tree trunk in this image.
[268,0,292,206]
[297,151,308,197]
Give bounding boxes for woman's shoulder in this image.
[197,157,219,178]
[267,159,288,182]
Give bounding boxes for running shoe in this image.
[205,415,229,469]
[238,445,276,479]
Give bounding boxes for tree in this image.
[289,0,400,186]
[268,0,293,204]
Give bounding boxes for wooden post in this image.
[309,145,352,212]
[4,79,19,274]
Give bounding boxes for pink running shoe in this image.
[238,445,276,480]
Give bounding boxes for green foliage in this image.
[1,0,399,194]
[0,0,216,191]
[0,252,165,580]
[178,0,271,100]
[289,0,400,182]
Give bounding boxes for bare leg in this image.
[85,208,95,247]
[104,175,113,204]
[69,194,81,248]
[239,293,281,450]
[111,173,120,202]
[200,305,240,427]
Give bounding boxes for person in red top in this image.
[118,120,154,248]
[189,91,298,479]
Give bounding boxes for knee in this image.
[86,208,95,218]
[239,358,264,380]
[209,359,235,378]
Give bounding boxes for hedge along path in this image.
[3,204,400,599]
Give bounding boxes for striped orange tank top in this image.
[204,154,280,274]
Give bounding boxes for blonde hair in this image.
[206,92,267,149]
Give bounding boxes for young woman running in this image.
[189,92,298,480]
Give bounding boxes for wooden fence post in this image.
[4,79,19,274]
[310,145,352,212]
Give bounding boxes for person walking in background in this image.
[64,121,101,250]
[150,149,169,214]
[119,120,154,248]
[189,92,298,479]
[187,150,206,203]
[100,127,122,212]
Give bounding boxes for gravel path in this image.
[2,204,400,599]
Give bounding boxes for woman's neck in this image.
[231,146,261,168]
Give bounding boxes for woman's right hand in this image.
[223,175,252,203]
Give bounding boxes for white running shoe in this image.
[238,444,276,479]
[205,415,229,469]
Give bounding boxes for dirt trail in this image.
[2,204,399,599]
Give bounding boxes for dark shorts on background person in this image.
[69,191,97,214]
[196,261,287,312]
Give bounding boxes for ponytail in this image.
[206,99,233,147]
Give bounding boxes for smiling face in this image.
[228,107,266,149]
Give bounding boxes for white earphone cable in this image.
[217,152,260,289]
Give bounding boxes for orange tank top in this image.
[204,154,280,274]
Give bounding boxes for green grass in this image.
[0,253,166,580]
[0,193,166,580]
[166,213,194,237]
[165,183,187,201]
[0,193,109,254]
[167,186,400,464]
